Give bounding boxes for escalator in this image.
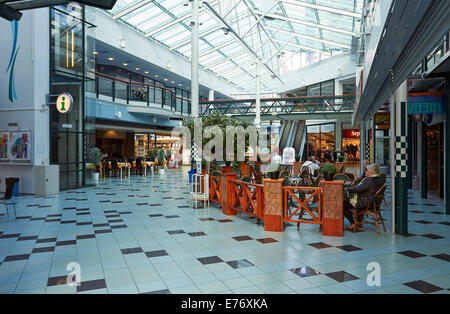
[278,121,292,153]
[293,121,306,155]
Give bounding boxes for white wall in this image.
[0,9,50,194]
[93,9,245,98]
[276,53,357,94]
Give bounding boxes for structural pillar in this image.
[255,59,261,128]
[392,80,408,235]
[420,120,427,199]
[445,76,450,214]
[371,118,376,164]
[208,89,214,101]
[191,0,199,118]
[360,122,366,175]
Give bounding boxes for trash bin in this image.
[188,169,197,183]
[6,178,19,196]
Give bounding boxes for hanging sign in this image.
[408,92,446,115]
[56,93,73,114]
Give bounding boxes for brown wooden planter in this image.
[241,162,248,176]
[222,166,233,173]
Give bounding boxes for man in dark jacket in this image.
[344,164,385,231]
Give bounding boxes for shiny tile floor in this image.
[0,168,449,294]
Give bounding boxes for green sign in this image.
[408,95,446,115]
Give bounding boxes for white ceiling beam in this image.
[272,39,329,54]
[112,0,154,20]
[281,0,361,18]
[265,26,351,49]
[253,10,357,37]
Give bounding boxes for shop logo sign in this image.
[5,20,20,103]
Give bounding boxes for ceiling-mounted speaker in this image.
[77,0,118,10]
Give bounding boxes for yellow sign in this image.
[56,93,73,114]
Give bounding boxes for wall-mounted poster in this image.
[0,133,9,160]
[10,132,31,160]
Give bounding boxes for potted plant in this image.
[266,162,282,180]
[320,164,337,181]
[88,147,103,182]
[337,153,345,162]
[157,149,166,174]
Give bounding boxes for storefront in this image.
[134,133,181,158]
[306,123,335,162]
[342,129,360,162]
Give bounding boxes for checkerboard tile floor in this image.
[0,168,449,294]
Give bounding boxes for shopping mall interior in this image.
[0,0,449,297]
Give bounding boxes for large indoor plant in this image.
[320,164,337,181]
[88,147,103,182]
[157,149,166,174]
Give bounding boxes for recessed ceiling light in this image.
[171,81,175,84]
[123,63,128,66]
[155,75,159,78]
[93,51,99,55]
[108,57,114,61]
[135,67,140,70]
[178,84,182,87]
[164,78,168,81]
[145,71,149,74]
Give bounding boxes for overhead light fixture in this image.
[164,78,168,81]
[178,84,182,87]
[171,81,175,84]
[0,3,22,21]
[123,63,128,66]
[93,51,99,55]
[135,67,140,71]
[145,71,149,74]
[108,57,114,61]
[221,27,230,35]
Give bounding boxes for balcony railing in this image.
[86,71,192,115]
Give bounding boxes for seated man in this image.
[301,156,320,176]
[344,164,385,231]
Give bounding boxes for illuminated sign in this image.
[56,93,73,114]
[342,129,360,139]
[408,92,446,115]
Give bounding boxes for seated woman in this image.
[343,164,385,231]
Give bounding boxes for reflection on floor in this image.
[0,168,448,294]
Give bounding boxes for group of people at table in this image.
[298,157,386,232]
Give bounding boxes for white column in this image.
[255,58,261,128]
[208,89,214,101]
[191,0,199,118]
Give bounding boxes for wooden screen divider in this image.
[283,186,323,226]
[209,173,223,204]
[228,179,264,223]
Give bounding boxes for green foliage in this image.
[266,162,281,173]
[295,154,301,162]
[337,153,344,162]
[146,148,157,161]
[157,149,165,165]
[88,147,103,167]
[320,164,337,174]
[181,111,259,163]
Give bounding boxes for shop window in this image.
[306,123,335,162]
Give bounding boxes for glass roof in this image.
[108,0,363,92]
